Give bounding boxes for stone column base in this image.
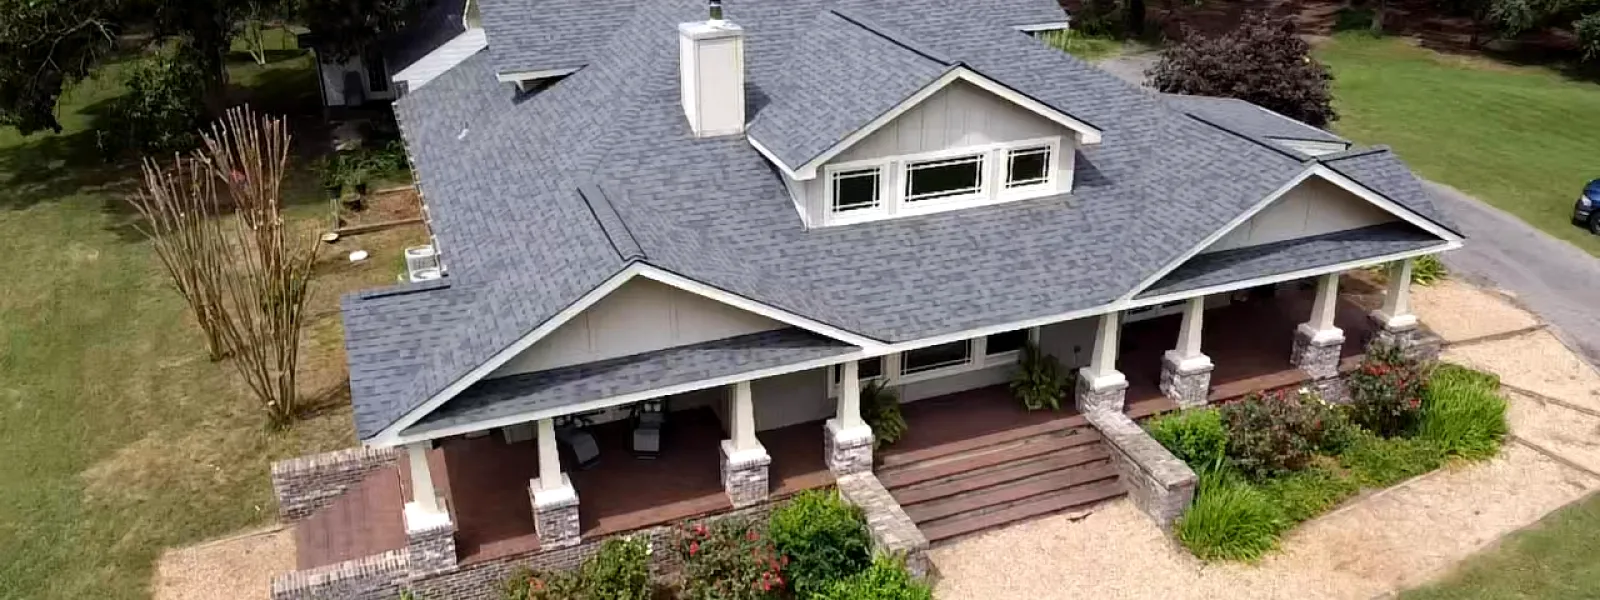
[1159,351,1213,409]
[1290,323,1345,379]
[720,440,771,508]
[1075,368,1128,415]
[1366,310,1422,349]
[403,504,457,577]
[530,476,581,549]
[825,418,875,476]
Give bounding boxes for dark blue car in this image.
[1577,179,1600,234]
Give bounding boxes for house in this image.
[267,0,1461,597]
[297,0,486,108]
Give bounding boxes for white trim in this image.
[749,135,803,180]
[1015,21,1073,32]
[818,136,1064,227]
[369,262,887,445]
[386,348,868,446]
[784,67,1102,180]
[634,265,887,352]
[1118,165,1463,303]
[1125,241,1461,309]
[369,265,643,444]
[495,68,580,83]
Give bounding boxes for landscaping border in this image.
[1084,409,1197,529]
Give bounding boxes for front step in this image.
[880,422,1126,545]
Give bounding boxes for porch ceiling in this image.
[403,328,856,438]
[1136,222,1449,299]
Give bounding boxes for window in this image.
[904,155,985,202]
[986,329,1028,356]
[364,50,390,93]
[901,340,973,375]
[1005,146,1051,189]
[830,167,882,213]
[832,357,884,384]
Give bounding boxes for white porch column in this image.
[1304,272,1343,336]
[535,418,564,492]
[1161,296,1214,408]
[837,360,864,429]
[1076,311,1129,414]
[529,417,580,548]
[825,360,875,476]
[721,380,771,507]
[406,442,441,514]
[402,441,456,575]
[1374,259,1418,329]
[1291,272,1347,381]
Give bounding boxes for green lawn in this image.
[1317,34,1600,256]
[1039,29,1139,62]
[0,30,406,600]
[1402,493,1600,599]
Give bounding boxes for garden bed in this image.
[1148,342,1511,561]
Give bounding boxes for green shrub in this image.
[1418,364,1507,460]
[1146,408,1228,473]
[861,380,907,449]
[100,41,208,157]
[1175,472,1286,561]
[1347,341,1430,437]
[672,517,786,600]
[768,490,872,596]
[499,537,650,600]
[1255,462,1360,524]
[1411,255,1448,285]
[812,557,933,600]
[1010,342,1069,411]
[1338,432,1446,488]
[1220,389,1353,479]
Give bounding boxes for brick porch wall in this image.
[272,447,400,523]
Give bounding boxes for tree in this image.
[128,153,230,361]
[1146,12,1338,127]
[293,0,425,61]
[0,0,119,134]
[1490,0,1600,59]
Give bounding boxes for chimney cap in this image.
[708,0,724,24]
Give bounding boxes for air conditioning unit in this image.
[405,245,442,282]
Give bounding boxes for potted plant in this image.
[1010,342,1067,411]
[860,380,907,448]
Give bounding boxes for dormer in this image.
[747,11,1100,228]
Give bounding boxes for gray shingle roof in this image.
[1136,223,1451,298]
[405,328,856,436]
[349,0,1460,441]
[1162,93,1348,145]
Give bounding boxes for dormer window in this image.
[820,137,1063,226]
[1004,145,1052,189]
[905,154,986,203]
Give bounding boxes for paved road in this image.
[1096,53,1600,366]
[1422,182,1600,365]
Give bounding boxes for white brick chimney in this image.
[678,1,746,138]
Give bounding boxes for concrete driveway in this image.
[1096,53,1600,366]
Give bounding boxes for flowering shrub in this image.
[499,537,650,600]
[1220,389,1353,479]
[671,517,787,600]
[768,490,872,595]
[812,557,933,600]
[1347,341,1428,438]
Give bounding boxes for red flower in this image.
[689,541,700,556]
[747,529,760,541]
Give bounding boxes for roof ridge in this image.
[1313,145,1390,163]
[829,8,953,66]
[577,183,645,261]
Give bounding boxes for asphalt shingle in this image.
[346,0,1459,441]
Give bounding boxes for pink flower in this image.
[689,541,699,556]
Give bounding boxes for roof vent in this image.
[679,3,745,138]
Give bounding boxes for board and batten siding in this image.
[1204,177,1397,254]
[798,79,1077,220]
[488,278,786,378]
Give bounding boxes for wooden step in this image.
[876,414,1090,469]
[918,479,1126,544]
[1127,396,1178,421]
[877,431,1102,489]
[891,444,1110,506]
[903,462,1118,523]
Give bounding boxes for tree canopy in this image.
[1146,12,1338,127]
[1490,0,1600,58]
[0,0,120,134]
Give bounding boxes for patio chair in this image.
[631,399,667,459]
[555,414,601,470]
